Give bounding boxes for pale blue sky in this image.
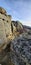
[0,0,31,26]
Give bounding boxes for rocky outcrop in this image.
[0,7,31,65]
[0,7,23,51]
[11,21,23,36]
[0,7,12,51]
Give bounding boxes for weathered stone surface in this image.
[0,9,12,51]
[11,21,23,36]
[0,7,31,65]
[0,7,23,49]
[0,13,11,37]
[0,19,7,51]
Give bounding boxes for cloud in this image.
[21,20,31,27]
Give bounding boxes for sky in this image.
[0,0,31,26]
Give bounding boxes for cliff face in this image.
[0,7,12,51]
[0,7,23,51]
[0,7,31,65]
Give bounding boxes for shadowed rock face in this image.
[11,21,23,35]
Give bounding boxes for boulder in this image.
[11,21,23,35]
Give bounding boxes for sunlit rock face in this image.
[0,7,12,50]
[0,19,7,49]
[0,12,11,37]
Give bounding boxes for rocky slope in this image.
[10,32,31,65]
[0,7,31,65]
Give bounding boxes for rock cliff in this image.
[0,7,31,65]
[0,7,12,51]
[0,7,23,51]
